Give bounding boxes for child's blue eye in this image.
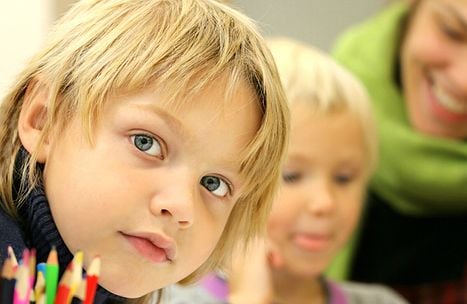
[200,176,229,197]
[131,134,162,157]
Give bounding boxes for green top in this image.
[326,1,467,280]
[333,1,467,216]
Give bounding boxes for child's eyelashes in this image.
[130,132,234,198]
[131,133,164,159]
[282,172,302,184]
[334,174,353,185]
[200,175,231,198]
[281,170,357,185]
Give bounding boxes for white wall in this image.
[0,0,54,100]
[233,0,386,51]
[0,0,385,100]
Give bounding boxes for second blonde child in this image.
[169,38,408,304]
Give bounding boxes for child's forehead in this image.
[121,71,256,109]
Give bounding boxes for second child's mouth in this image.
[292,232,331,252]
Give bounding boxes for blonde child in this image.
[0,1,290,303]
[169,38,408,304]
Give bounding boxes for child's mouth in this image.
[120,231,176,263]
[292,233,331,252]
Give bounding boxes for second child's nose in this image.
[307,181,336,216]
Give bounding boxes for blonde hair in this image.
[0,0,289,302]
[268,37,377,173]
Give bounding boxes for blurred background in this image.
[0,0,385,100]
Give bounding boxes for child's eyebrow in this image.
[133,104,191,141]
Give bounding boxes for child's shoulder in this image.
[0,205,27,264]
[332,280,409,304]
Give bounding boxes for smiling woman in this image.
[331,0,467,303]
[401,0,467,138]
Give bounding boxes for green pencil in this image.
[45,247,59,304]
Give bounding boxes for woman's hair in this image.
[268,37,378,173]
[0,0,289,298]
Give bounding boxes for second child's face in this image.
[268,103,368,277]
[42,77,261,297]
[401,0,467,138]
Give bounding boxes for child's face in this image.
[268,103,368,278]
[42,77,261,297]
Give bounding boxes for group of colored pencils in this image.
[1,246,100,304]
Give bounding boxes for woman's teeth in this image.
[433,83,467,114]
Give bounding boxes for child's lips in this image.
[292,232,331,252]
[120,231,176,263]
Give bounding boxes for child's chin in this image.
[99,277,152,299]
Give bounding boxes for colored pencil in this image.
[27,249,36,303]
[2,247,102,304]
[1,257,16,304]
[54,265,72,304]
[67,252,83,303]
[36,263,46,277]
[35,271,46,304]
[70,277,86,304]
[46,247,59,304]
[28,249,36,284]
[13,262,29,304]
[7,246,18,270]
[83,257,100,304]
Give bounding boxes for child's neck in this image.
[271,268,326,304]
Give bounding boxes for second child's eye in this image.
[200,176,230,197]
[334,174,353,185]
[131,134,162,157]
[282,172,302,184]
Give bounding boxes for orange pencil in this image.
[1,257,16,304]
[27,248,36,303]
[83,256,100,304]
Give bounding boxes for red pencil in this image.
[83,256,100,304]
[54,265,73,304]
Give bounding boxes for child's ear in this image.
[18,77,51,163]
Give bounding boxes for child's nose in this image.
[149,170,195,229]
[306,180,335,216]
